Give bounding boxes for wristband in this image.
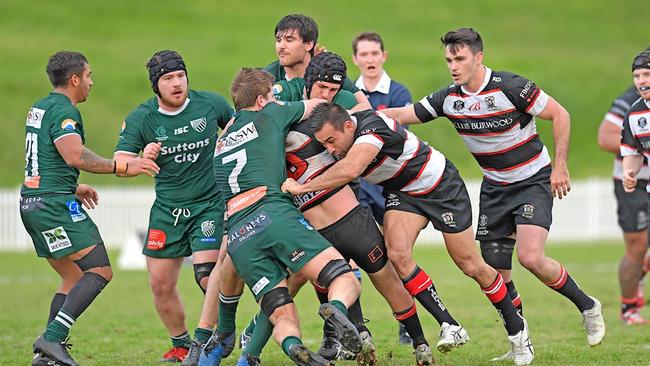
[115,160,128,175]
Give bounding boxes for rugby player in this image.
[213,68,362,366]
[282,103,535,365]
[598,73,649,324]
[382,28,606,355]
[113,50,234,363]
[24,51,158,366]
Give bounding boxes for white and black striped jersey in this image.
[603,86,649,181]
[285,120,346,211]
[352,109,446,195]
[413,67,551,184]
[620,98,650,164]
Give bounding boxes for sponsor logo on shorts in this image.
[147,229,167,250]
[201,220,215,237]
[441,212,456,228]
[637,210,648,230]
[368,244,384,264]
[228,211,271,251]
[26,107,45,128]
[385,193,400,207]
[190,117,207,133]
[20,196,43,211]
[41,226,72,253]
[521,204,535,219]
[252,276,270,296]
[477,214,489,236]
[289,249,306,263]
[66,200,86,222]
[298,218,314,230]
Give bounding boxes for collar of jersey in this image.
[460,66,492,96]
[355,71,391,94]
[157,97,190,116]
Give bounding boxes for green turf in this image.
[1,242,648,365]
[1,0,647,187]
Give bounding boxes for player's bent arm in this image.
[382,105,422,125]
[56,134,114,173]
[536,96,570,167]
[353,91,372,111]
[597,119,623,154]
[301,98,327,121]
[288,143,379,194]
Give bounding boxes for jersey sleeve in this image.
[342,76,360,94]
[206,92,235,129]
[353,116,391,150]
[333,90,358,109]
[501,72,549,116]
[265,101,306,130]
[413,86,449,122]
[114,108,146,155]
[49,106,83,143]
[272,80,297,102]
[620,113,642,156]
[390,83,412,107]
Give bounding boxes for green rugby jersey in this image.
[272,78,357,108]
[22,92,85,196]
[115,90,233,205]
[214,101,305,223]
[263,60,359,94]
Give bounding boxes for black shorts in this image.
[476,166,553,241]
[614,179,649,233]
[318,204,388,273]
[383,159,472,234]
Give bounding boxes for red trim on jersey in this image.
[394,305,417,321]
[403,269,432,296]
[306,163,335,181]
[449,89,501,98]
[481,273,507,303]
[407,168,444,196]
[458,120,521,136]
[630,109,650,116]
[298,189,332,211]
[545,265,568,289]
[386,140,421,182]
[447,108,517,120]
[362,155,389,177]
[524,88,542,113]
[482,151,543,172]
[620,143,639,151]
[402,147,431,188]
[633,132,650,139]
[472,134,538,156]
[368,133,385,144]
[287,136,312,153]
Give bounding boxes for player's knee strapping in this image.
[74,244,111,272]
[480,238,516,270]
[317,259,352,288]
[260,287,293,318]
[193,262,216,293]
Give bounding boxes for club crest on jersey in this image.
[522,204,535,219]
[453,100,465,111]
[272,84,283,95]
[638,117,647,129]
[441,212,456,227]
[485,96,497,110]
[26,107,45,129]
[41,226,72,253]
[61,119,77,131]
[155,126,168,141]
[190,117,207,133]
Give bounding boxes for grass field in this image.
[1,242,649,365]
[1,0,648,187]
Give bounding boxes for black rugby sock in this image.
[47,293,67,324]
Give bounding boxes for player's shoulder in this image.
[333,90,357,109]
[273,78,303,102]
[190,89,231,108]
[628,97,648,113]
[490,70,532,89]
[263,60,283,80]
[124,97,158,126]
[389,79,410,93]
[618,86,641,105]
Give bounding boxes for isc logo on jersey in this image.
[215,122,258,156]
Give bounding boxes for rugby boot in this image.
[398,323,412,345]
[621,308,648,325]
[318,303,362,354]
[490,350,514,362]
[436,322,469,353]
[32,352,57,366]
[582,296,606,347]
[287,343,334,366]
[317,335,351,361]
[161,346,189,362]
[198,331,236,366]
[637,279,646,309]
[508,318,534,366]
[239,320,254,349]
[413,343,434,366]
[236,354,261,366]
[181,340,204,366]
[33,335,79,366]
[356,330,378,366]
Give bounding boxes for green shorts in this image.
[20,194,103,259]
[226,201,331,302]
[144,197,225,258]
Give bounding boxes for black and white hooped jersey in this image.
[620,98,650,162]
[285,120,345,211]
[352,109,446,195]
[603,86,649,181]
[414,67,551,184]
